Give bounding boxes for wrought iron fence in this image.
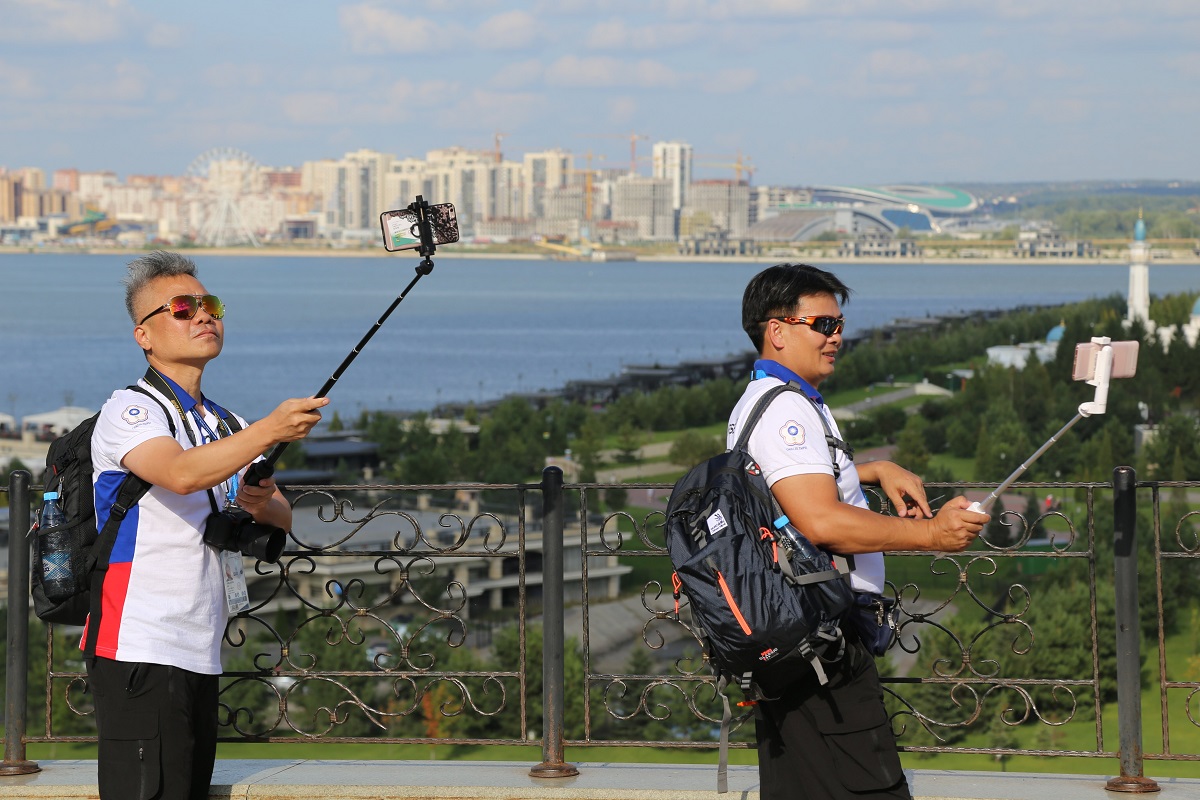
[3,467,1199,785]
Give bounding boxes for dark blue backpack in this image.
[664,383,855,791]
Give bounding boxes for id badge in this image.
[221,549,250,614]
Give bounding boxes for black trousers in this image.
[87,657,219,800]
[755,640,910,800]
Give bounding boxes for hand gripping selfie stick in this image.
[243,195,452,487]
[968,336,1139,514]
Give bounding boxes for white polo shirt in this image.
[89,378,247,674]
[727,376,885,593]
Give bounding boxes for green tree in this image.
[668,429,723,468]
[893,415,931,476]
[614,422,645,464]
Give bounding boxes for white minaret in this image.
[1125,211,1152,330]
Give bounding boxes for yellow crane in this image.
[568,150,607,222]
[695,151,757,184]
[581,131,649,175]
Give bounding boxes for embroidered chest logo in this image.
[779,420,805,446]
[121,405,151,426]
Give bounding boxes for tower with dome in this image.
[1123,211,1200,350]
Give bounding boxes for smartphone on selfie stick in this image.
[969,336,1139,514]
[242,196,460,488]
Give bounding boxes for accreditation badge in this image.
[221,549,251,614]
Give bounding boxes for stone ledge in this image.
[0,760,1198,800]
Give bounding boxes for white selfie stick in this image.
[969,336,1134,514]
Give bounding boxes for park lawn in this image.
[928,454,975,481]
[897,628,1200,779]
[17,633,1198,777]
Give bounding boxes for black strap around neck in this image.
[142,368,226,514]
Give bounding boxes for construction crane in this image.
[582,131,648,175]
[696,151,757,184]
[568,150,606,222]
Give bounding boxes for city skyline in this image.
[1,1,1198,185]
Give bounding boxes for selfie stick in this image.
[969,336,1126,514]
[243,196,442,487]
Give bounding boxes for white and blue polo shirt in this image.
[88,375,248,674]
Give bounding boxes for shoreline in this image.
[1,246,1198,267]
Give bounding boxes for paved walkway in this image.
[1,760,1196,799]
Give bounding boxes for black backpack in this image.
[664,383,856,791]
[31,387,173,655]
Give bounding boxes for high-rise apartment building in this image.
[0,176,22,222]
[685,180,751,237]
[52,169,80,193]
[523,150,570,219]
[611,175,674,241]
[651,141,693,212]
[303,149,394,231]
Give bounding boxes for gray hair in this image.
[124,250,198,323]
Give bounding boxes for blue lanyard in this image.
[751,359,825,405]
[189,406,239,505]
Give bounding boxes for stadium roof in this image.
[810,185,978,215]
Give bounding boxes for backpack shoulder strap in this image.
[128,384,177,437]
[789,383,854,464]
[80,385,169,657]
[732,384,798,452]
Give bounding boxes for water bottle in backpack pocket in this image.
[35,491,76,602]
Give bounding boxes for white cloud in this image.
[545,56,680,89]
[870,102,934,127]
[705,67,758,94]
[1167,52,1200,79]
[435,88,547,130]
[340,4,541,54]
[1027,96,1093,125]
[203,63,266,90]
[584,18,704,50]
[145,21,183,48]
[0,59,39,97]
[280,92,350,126]
[0,0,135,43]
[279,78,465,127]
[340,4,445,54]
[58,60,149,103]
[861,49,934,79]
[474,10,540,49]
[608,95,638,125]
[489,59,545,88]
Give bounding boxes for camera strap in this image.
[143,368,231,513]
[142,368,253,615]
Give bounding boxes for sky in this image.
[1,0,1198,186]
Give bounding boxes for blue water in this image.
[1,253,1198,422]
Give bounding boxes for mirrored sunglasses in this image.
[762,315,845,336]
[139,294,225,325]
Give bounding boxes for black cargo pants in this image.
[87,656,219,800]
[755,637,911,800]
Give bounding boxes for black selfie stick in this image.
[243,195,441,487]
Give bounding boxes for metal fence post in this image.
[530,466,578,779]
[2,470,40,776]
[1106,466,1158,793]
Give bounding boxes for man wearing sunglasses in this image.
[732,264,988,800]
[87,250,328,800]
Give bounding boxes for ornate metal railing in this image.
[3,468,1198,787]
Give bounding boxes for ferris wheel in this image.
[186,147,262,247]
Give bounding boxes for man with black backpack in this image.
[733,264,987,800]
[85,251,327,800]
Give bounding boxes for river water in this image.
[1,253,1198,422]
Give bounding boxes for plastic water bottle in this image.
[39,491,74,601]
